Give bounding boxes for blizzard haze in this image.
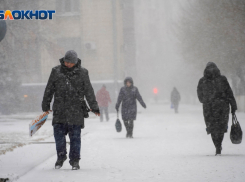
[1,0,245,109]
[0,0,245,182]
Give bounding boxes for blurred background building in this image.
[0,0,137,113]
[0,0,245,114]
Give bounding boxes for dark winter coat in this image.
[42,58,99,126]
[171,88,181,104]
[197,62,237,134]
[116,77,146,121]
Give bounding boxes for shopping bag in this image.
[29,111,52,137]
[115,111,122,132]
[230,114,243,144]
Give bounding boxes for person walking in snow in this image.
[197,62,237,155]
[96,84,112,122]
[171,87,181,113]
[116,77,146,138]
[42,50,100,170]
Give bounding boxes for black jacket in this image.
[42,58,99,126]
[197,62,237,134]
[116,77,146,121]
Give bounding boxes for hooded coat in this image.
[197,62,237,134]
[42,58,99,126]
[171,88,181,104]
[116,77,146,121]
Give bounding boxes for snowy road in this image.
[0,104,245,182]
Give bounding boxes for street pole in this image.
[111,0,119,98]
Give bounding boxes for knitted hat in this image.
[64,50,78,64]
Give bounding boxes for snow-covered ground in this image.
[0,104,245,182]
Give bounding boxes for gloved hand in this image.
[206,127,211,134]
[143,104,147,109]
[231,108,236,115]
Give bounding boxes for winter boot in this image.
[129,134,133,138]
[55,156,67,169]
[126,132,129,138]
[128,132,133,138]
[70,159,80,170]
[129,130,133,138]
[215,147,222,156]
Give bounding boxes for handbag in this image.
[115,111,122,132]
[230,114,243,144]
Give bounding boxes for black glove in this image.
[143,104,147,109]
[231,108,236,115]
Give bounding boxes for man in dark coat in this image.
[197,62,237,155]
[42,50,100,170]
[115,77,146,138]
[96,85,111,122]
[171,87,181,113]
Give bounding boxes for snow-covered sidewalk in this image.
[0,104,245,182]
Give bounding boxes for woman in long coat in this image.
[197,62,237,155]
[171,87,181,113]
[116,77,146,138]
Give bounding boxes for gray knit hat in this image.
[64,50,78,64]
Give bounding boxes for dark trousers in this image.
[99,106,109,121]
[53,123,81,162]
[211,133,224,149]
[124,120,134,136]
